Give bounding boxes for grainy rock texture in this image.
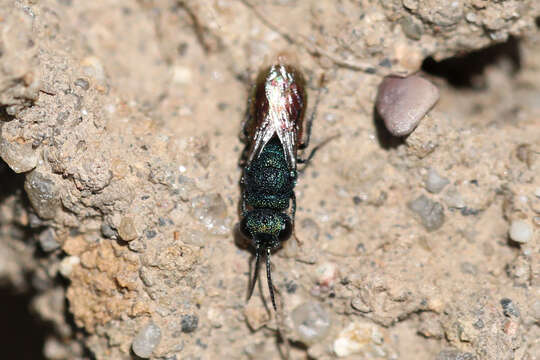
[0,0,539,359]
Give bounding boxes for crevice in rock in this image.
[421,37,521,88]
[0,160,56,359]
[0,107,15,122]
[0,286,50,360]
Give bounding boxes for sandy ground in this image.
[1,0,540,359]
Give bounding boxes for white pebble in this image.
[173,66,192,84]
[59,256,80,277]
[508,220,533,244]
[333,322,384,357]
[312,262,339,288]
[132,322,162,358]
[425,168,449,194]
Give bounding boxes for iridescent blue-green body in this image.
[241,136,296,311]
[240,62,310,311]
[243,137,296,212]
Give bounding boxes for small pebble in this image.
[444,187,465,209]
[43,338,70,359]
[473,319,484,329]
[59,256,80,278]
[181,314,199,333]
[100,223,116,238]
[425,168,449,194]
[333,322,385,357]
[436,349,477,360]
[74,78,90,90]
[244,304,270,331]
[312,262,339,291]
[402,0,418,10]
[132,322,162,359]
[534,187,540,198]
[375,74,439,137]
[502,319,518,337]
[128,239,146,252]
[291,302,331,345]
[351,296,371,313]
[508,220,533,244]
[118,216,141,241]
[38,228,60,252]
[0,136,38,173]
[399,16,424,40]
[172,66,192,84]
[145,229,157,239]
[500,298,520,318]
[24,171,60,219]
[285,280,297,294]
[460,262,477,275]
[408,195,445,231]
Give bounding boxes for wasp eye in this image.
[240,217,251,239]
[278,217,292,241]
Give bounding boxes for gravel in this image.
[444,187,466,209]
[436,349,477,360]
[399,16,424,40]
[24,171,60,220]
[460,262,477,275]
[291,302,332,345]
[74,78,90,90]
[118,216,141,242]
[100,223,117,239]
[408,195,445,231]
[500,298,520,318]
[333,322,386,357]
[181,314,199,333]
[38,228,60,252]
[508,219,533,243]
[425,168,450,194]
[132,322,162,359]
[375,74,440,137]
[59,256,80,278]
[0,135,38,173]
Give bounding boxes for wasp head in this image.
[240,209,292,310]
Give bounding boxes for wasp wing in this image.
[246,64,306,170]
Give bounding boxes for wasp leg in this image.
[298,134,340,171]
[297,144,321,165]
[291,192,303,246]
[247,251,261,302]
[291,192,296,226]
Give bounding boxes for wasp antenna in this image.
[247,250,261,301]
[266,248,277,311]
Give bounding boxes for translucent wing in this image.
[245,64,306,170]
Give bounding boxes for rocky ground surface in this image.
[1,0,539,359]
